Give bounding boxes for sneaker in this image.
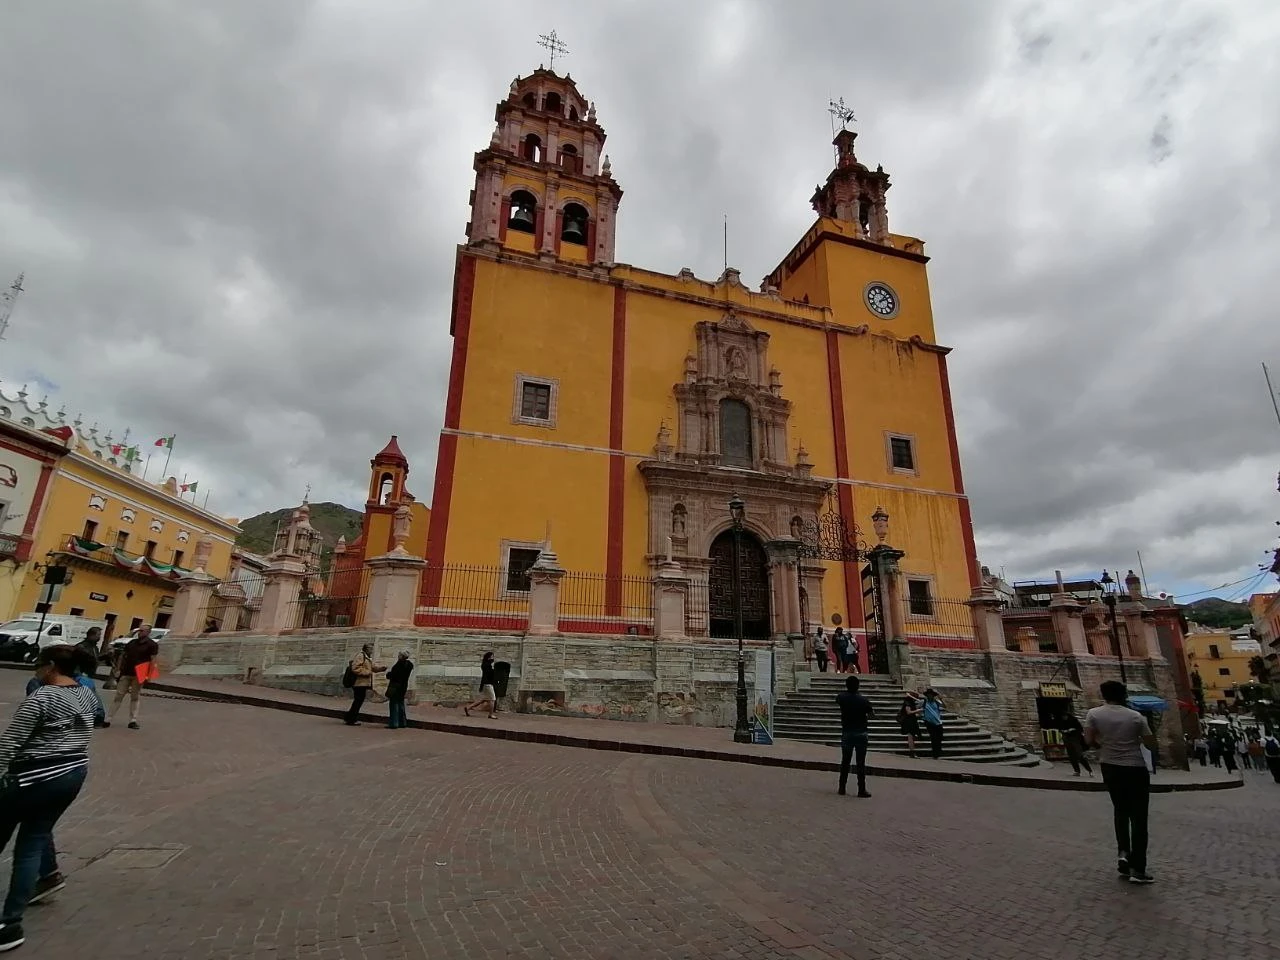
[99,721,111,728]
[28,872,65,905]
[857,791,872,798]
[0,923,24,951]
[127,721,140,730]
[1128,872,1155,885]
[1117,856,1130,877]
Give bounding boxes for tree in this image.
[1249,655,1273,685]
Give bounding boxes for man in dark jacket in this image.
[836,675,874,798]
[109,625,158,730]
[385,651,414,729]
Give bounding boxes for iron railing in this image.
[685,580,710,637]
[901,595,978,649]
[557,570,653,634]
[286,567,371,630]
[415,563,530,631]
[199,571,269,632]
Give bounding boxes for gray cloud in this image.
[2,0,1277,596]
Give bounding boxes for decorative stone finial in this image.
[588,101,597,122]
[871,506,889,545]
[1125,569,1142,599]
[768,366,782,395]
[601,153,610,175]
[334,535,347,555]
[391,501,412,553]
[677,267,696,281]
[490,125,501,147]
[655,421,673,461]
[192,535,213,574]
[683,352,697,383]
[509,78,519,96]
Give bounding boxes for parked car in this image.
[0,614,108,663]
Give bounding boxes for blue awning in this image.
[1128,695,1167,712]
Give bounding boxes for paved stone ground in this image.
[2,672,1277,959]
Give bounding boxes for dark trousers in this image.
[1267,756,1280,783]
[0,766,88,924]
[839,732,869,794]
[387,692,407,729]
[816,652,828,672]
[345,686,368,724]
[1066,740,1093,775]
[925,721,944,759]
[1101,763,1150,873]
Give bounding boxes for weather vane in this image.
[828,97,856,133]
[538,30,569,71]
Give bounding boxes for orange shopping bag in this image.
[134,662,160,685]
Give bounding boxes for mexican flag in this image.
[155,435,175,449]
[181,481,198,493]
[111,444,141,462]
[144,558,173,577]
[69,536,104,556]
[112,548,145,569]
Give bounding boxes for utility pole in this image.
[0,273,24,343]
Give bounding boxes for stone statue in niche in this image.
[790,516,804,540]
[671,504,687,537]
[726,348,747,380]
[392,501,412,552]
[683,353,697,383]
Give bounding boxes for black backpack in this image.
[341,661,356,689]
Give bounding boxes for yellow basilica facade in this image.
[423,69,979,666]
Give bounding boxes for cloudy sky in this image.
[2,0,1278,600]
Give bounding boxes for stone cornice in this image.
[638,459,831,503]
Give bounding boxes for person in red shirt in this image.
[108,625,158,730]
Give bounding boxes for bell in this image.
[561,219,586,244]
[508,206,535,233]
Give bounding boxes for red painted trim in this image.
[825,329,865,641]
[605,286,627,615]
[22,462,55,541]
[586,219,597,264]
[553,210,563,257]
[423,254,477,604]
[938,354,980,590]
[534,207,545,253]
[498,199,510,242]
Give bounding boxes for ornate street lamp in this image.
[729,495,751,743]
[1100,569,1128,685]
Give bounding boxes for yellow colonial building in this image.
[0,391,240,640]
[1184,628,1261,710]
[423,69,979,667]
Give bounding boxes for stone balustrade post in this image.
[527,548,565,636]
[966,586,1009,653]
[1121,604,1160,659]
[1048,572,1091,656]
[653,559,689,639]
[257,557,307,634]
[364,550,427,628]
[169,572,217,638]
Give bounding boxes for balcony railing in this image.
[57,534,193,580]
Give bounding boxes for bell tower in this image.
[465,69,623,265]
[367,435,409,508]
[810,129,891,243]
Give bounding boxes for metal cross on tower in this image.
[0,273,25,343]
[538,30,569,71]
[828,97,856,134]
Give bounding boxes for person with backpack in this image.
[897,690,922,758]
[921,688,946,759]
[1264,735,1280,784]
[342,644,384,726]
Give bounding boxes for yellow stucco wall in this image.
[14,453,239,637]
[1185,631,1260,706]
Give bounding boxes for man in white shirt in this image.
[1084,680,1159,885]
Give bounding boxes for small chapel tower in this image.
[368,435,410,507]
[465,69,623,264]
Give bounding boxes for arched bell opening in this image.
[560,202,589,245]
[508,190,537,233]
[558,142,580,173]
[543,92,562,114]
[520,133,543,162]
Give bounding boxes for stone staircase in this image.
[773,674,1040,767]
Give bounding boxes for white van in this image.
[0,614,108,663]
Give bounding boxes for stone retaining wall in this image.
[162,628,796,728]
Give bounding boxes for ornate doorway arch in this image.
[709,529,771,639]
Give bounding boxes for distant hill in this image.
[1183,597,1254,630]
[236,502,363,556]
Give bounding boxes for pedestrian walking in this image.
[1193,737,1208,766]
[1263,735,1280,784]
[25,666,104,728]
[813,629,830,673]
[1084,680,1158,885]
[343,644,384,726]
[1237,738,1251,771]
[1247,737,1265,773]
[1060,711,1093,777]
[463,651,499,719]
[108,624,158,730]
[847,633,860,673]
[385,651,414,730]
[0,645,100,951]
[1223,742,1238,775]
[921,688,945,759]
[832,627,849,674]
[897,690,922,758]
[836,675,874,797]
[1208,737,1223,767]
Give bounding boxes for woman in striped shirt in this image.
[0,644,98,953]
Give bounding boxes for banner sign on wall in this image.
[751,648,774,745]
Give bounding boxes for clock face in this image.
[864,282,899,319]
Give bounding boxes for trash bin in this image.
[493,661,511,699]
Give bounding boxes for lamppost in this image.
[1100,569,1128,685]
[729,495,752,744]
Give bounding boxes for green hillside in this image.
[236,502,363,556]
[1183,597,1254,630]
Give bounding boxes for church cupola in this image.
[465,69,623,265]
[810,128,892,244]
[368,435,410,507]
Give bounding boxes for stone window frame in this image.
[904,575,937,621]
[885,431,919,477]
[499,538,545,598]
[512,373,559,428]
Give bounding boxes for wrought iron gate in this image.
[860,561,890,675]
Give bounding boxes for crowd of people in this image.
[1188,727,1280,781]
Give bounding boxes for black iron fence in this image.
[901,594,978,649]
[286,568,370,630]
[415,562,530,631]
[557,570,653,634]
[198,572,268,633]
[685,580,710,637]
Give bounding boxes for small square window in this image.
[512,374,559,427]
[907,579,934,617]
[890,435,916,473]
[69,607,85,617]
[1218,667,1231,676]
[505,547,542,593]
[521,382,551,420]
